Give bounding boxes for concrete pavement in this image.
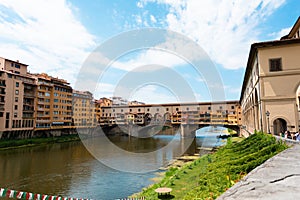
[217,142,300,200]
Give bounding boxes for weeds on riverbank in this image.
[0,134,81,150]
[133,132,288,200]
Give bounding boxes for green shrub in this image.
[133,132,288,200]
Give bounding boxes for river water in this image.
[0,129,227,200]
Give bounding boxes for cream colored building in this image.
[240,17,300,136]
[72,90,96,128]
[0,57,37,139]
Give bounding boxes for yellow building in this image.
[72,90,96,128]
[31,73,73,134]
[95,97,112,125]
[0,57,37,139]
[240,17,300,136]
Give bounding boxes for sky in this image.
[0,0,299,104]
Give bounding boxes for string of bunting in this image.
[0,187,91,200]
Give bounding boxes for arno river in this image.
[0,128,226,200]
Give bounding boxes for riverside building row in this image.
[0,55,242,139]
[0,57,97,139]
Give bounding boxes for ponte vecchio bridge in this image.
[98,100,242,137]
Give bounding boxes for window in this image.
[5,120,9,128]
[176,108,179,111]
[54,99,59,103]
[138,109,141,112]
[14,112,17,118]
[16,82,19,87]
[219,106,223,110]
[15,97,18,102]
[45,92,50,97]
[269,58,282,72]
[166,108,169,111]
[156,108,159,112]
[15,90,19,95]
[15,64,20,69]
[231,106,235,109]
[208,106,211,110]
[14,105,18,110]
[8,74,12,78]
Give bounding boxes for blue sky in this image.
[0,0,299,103]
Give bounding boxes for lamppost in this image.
[266,111,271,134]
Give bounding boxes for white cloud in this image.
[129,85,179,104]
[86,48,187,72]
[269,27,291,40]
[150,15,157,23]
[0,0,96,85]
[138,0,286,69]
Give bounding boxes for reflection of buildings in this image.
[99,101,242,126]
[240,17,300,136]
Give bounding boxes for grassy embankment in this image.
[0,134,81,150]
[133,132,288,200]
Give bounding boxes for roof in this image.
[239,38,300,103]
[0,56,28,66]
[101,100,240,109]
[281,16,300,40]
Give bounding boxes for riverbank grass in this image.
[0,134,81,150]
[133,132,288,200]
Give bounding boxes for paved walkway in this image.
[217,142,300,200]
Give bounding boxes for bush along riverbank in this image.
[0,134,82,150]
[132,132,288,200]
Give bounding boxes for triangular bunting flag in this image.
[26,192,33,200]
[34,193,41,200]
[42,194,48,200]
[0,188,6,197]
[16,191,24,199]
[7,189,15,198]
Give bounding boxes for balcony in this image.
[23,109,34,113]
[38,81,53,87]
[36,119,51,123]
[24,93,35,98]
